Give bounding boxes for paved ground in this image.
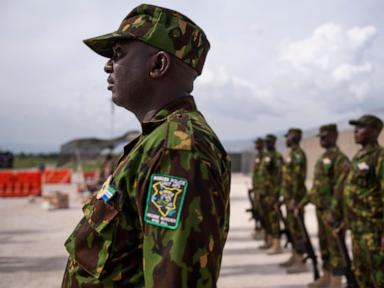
[0,174,343,288]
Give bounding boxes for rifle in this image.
[364,240,379,288]
[329,220,358,288]
[276,203,294,249]
[295,213,320,280]
[245,188,262,230]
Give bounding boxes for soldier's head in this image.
[349,114,383,146]
[265,134,277,151]
[83,4,209,118]
[254,138,264,152]
[285,128,302,147]
[317,124,338,149]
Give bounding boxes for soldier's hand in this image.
[331,222,345,238]
[287,199,295,211]
[326,212,335,226]
[381,235,384,251]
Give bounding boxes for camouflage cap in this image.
[83,4,210,75]
[254,137,264,144]
[316,124,338,137]
[265,134,277,141]
[349,114,383,131]
[284,128,302,138]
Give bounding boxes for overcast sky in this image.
[1,0,383,152]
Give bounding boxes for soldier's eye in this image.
[112,48,124,60]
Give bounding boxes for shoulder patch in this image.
[166,113,194,151]
[144,174,188,230]
[322,158,331,165]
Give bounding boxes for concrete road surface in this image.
[0,174,346,288]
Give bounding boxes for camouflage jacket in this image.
[62,96,231,288]
[307,147,350,221]
[259,150,283,200]
[251,151,264,192]
[344,143,384,234]
[281,146,307,204]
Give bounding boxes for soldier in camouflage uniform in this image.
[280,128,308,273]
[258,134,284,255]
[343,115,384,287]
[250,138,265,240]
[298,124,350,288]
[62,4,231,287]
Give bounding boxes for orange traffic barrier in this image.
[84,171,97,183]
[0,171,42,197]
[43,169,71,184]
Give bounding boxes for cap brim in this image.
[349,120,362,126]
[83,31,135,58]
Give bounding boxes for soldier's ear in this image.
[149,51,171,79]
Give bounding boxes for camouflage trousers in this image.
[252,190,262,230]
[264,196,280,238]
[285,208,304,254]
[316,209,345,275]
[351,231,384,287]
[258,195,271,235]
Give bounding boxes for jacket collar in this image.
[141,95,197,135]
[355,143,380,159]
[122,96,197,154]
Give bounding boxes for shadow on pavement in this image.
[224,246,276,256]
[220,262,283,277]
[228,226,254,232]
[226,235,261,242]
[0,256,67,273]
[230,196,248,202]
[0,229,48,245]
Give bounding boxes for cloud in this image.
[191,22,381,141]
[280,23,377,71]
[195,66,279,121]
[278,23,378,108]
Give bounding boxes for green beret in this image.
[83,4,210,75]
[349,114,383,131]
[316,124,338,137]
[284,128,302,138]
[265,134,277,141]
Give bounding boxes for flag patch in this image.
[144,174,188,230]
[96,175,117,203]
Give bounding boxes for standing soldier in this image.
[343,115,384,287]
[298,124,350,288]
[280,128,308,273]
[259,134,284,255]
[62,4,231,287]
[250,138,265,240]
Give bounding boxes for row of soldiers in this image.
[248,114,384,288]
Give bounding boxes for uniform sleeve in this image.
[251,160,258,190]
[300,157,320,208]
[141,148,230,288]
[273,156,283,200]
[292,151,307,203]
[330,155,350,222]
[376,150,384,224]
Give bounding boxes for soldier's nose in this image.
[104,59,113,73]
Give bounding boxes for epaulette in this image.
[165,111,194,151]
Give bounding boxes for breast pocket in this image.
[352,167,371,188]
[65,196,120,279]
